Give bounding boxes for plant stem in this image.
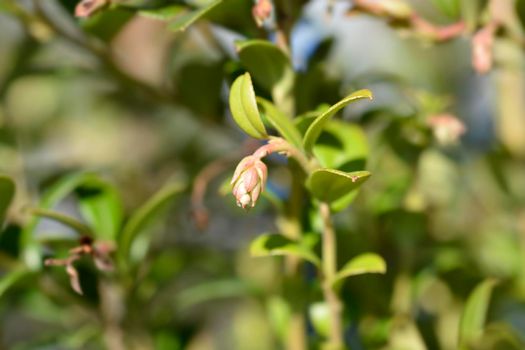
[320,202,344,348]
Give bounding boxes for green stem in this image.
[320,202,344,348]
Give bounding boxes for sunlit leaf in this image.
[168,0,222,32]
[229,73,268,139]
[303,89,372,153]
[0,175,15,228]
[257,97,303,149]
[250,233,321,267]
[332,253,386,288]
[459,279,498,349]
[306,169,371,203]
[118,181,185,267]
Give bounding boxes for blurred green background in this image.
[1,0,525,349]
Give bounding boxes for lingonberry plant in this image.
[227,70,385,349]
[1,0,525,349]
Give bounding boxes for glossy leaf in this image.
[0,175,15,228]
[332,253,386,288]
[459,279,498,349]
[139,5,185,21]
[257,97,303,149]
[76,178,123,241]
[250,233,321,267]
[306,169,371,203]
[236,40,294,112]
[119,181,185,266]
[168,0,222,32]
[303,89,372,153]
[236,40,291,90]
[229,73,268,139]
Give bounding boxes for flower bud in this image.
[472,24,496,74]
[427,114,466,146]
[231,155,267,209]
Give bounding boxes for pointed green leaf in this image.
[306,169,371,203]
[332,253,386,288]
[168,0,222,32]
[76,178,123,241]
[257,97,303,149]
[21,172,95,270]
[229,73,268,139]
[139,5,185,21]
[431,0,460,18]
[0,175,15,228]
[118,181,185,266]
[250,233,321,268]
[459,279,498,349]
[303,89,372,153]
[28,208,93,237]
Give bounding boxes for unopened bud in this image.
[252,0,273,27]
[231,155,268,209]
[427,114,466,146]
[472,24,496,74]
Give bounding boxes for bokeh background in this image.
[1,0,525,349]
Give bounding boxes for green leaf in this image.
[0,267,30,299]
[236,40,291,91]
[236,40,295,112]
[168,0,222,32]
[21,172,95,270]
[459,279,498,349]
[0,175,15,228]
[303,89,372,153]
[139,5,186,21]
[257,97,303,149]
[306,169,371,203]
[309,302,330,338]
[28,208,93,237]
[332,253,386,288]
[312,121,369,211]
[250,233,321,267]
[229,73,268,139]
[118,181,185,266]
[76,178,123,241]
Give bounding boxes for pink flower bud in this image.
[231,155,267,209]
[472,24,496,74]
[427,114,466,146]
[252,0,273,27]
